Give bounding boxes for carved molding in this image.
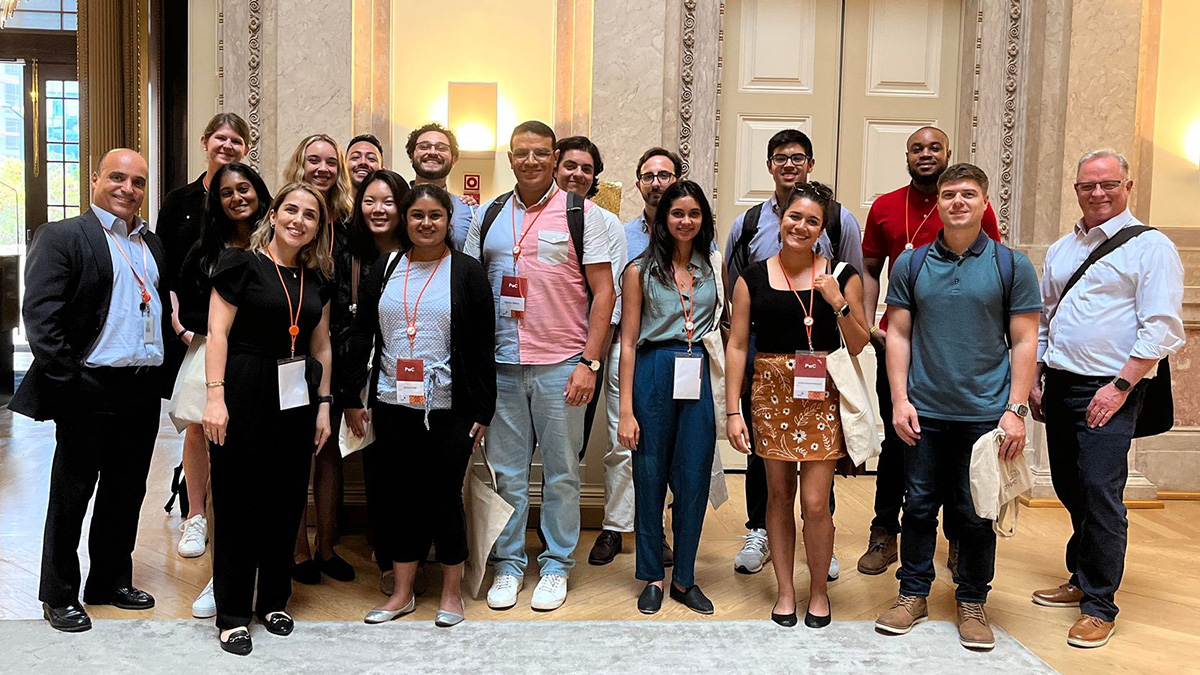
[679,0,696,177]
[997,0,1023,241]
[969,8,982,158]
[247,0,263,170]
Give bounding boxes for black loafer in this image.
[669,584,714,615]
[84,586,155,610]
[43,602,91,632]
[219,628,252,656]
[317,553,356,582]
[771,604,798,627]
[637,584,664,615]
[292,559,321,585]
[262,612,294,636]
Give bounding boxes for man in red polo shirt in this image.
[856,126,1001,576]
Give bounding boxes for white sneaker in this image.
[486,574,523,610]
[192,578,216,619]
[828,552,841,581]
[177,515,208,558]
[734,528,771,574]
[530,574,568,611]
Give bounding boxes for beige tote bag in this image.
[970,428,1033,538]
[463,444,516,599]
[699,248,730,509]
[166,335,207,433]
[824,263,881,467]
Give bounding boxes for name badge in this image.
[500,275,527,319]
[143,312,156,345]
[673,354,703,400]
[277,356,310,410]
[396,358,425,405]
[793,352,828,401]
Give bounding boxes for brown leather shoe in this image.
[857,526,898,575]
[1032,582,1083,607]
[588,530,623,565]
[1068,614,1115,648]
[957,602,995,650]
[875,594,928,635]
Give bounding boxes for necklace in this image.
[903,186,938,250]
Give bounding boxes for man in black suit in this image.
[11,148,172,632]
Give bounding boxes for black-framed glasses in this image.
[770,153,811,166]
[1073,180,1125,194]
[637,171,676,185]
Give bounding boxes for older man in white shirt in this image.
[1029,148,1184,649]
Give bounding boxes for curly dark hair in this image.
[405,123,459,161]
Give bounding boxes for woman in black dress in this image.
[173,161,270,617]
[202,182,335,655]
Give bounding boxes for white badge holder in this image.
[673,354,703,400]
[277,357,310,410]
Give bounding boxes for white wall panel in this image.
[866,0,944,97]
[860,119,937,207]
[739,0,817,93]
[735,115,813,204]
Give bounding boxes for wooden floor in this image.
[2,409,1199,675]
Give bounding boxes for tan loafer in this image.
[1032,582,1083,607]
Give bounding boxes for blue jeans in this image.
[632,341,714,588]
[1044,368,1146,621]
[490,359,584,578]
[898,417,997,603]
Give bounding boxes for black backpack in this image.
[479,190,591,299]
[729,198,844,281]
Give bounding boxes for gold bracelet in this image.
[205,380,225,388]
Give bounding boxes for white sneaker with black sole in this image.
[734,528,771,574]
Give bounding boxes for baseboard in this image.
[1158,491,1200,501]
[1020,495,1165,509]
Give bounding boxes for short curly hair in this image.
[405,123,459,161]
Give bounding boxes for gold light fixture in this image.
[0,0,24,29]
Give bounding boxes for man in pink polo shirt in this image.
[465,121,615,612]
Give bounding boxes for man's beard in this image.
[414,161,451,181]
[908,164,942,187]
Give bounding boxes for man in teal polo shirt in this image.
[874,163,1041,650]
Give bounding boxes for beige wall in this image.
[1149,0,1200,228]
[186,0,219,178]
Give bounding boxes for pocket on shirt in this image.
[537,230,570,266]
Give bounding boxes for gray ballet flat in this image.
[435,600,466,628]
[364,596,415,624]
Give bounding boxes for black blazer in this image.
[337,249,497,428]
[10,209,173,420]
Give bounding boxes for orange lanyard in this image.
[903,186,937,250]
[265,247,305,357]
[672,262,697,351]
[402,250,448,353]
[779,255,817,352]
[103,227,151,309]
[510,188,558,269]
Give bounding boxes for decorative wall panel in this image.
[734,114,811,204]
[738,0,816,93]
[866,0,943,97]
[860,118,936,207]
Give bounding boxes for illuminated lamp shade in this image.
[448,82,498,160]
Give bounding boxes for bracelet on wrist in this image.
[727,411,741,417]
[869,326,878,334]
[205,380,224,388]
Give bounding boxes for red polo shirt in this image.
[863,183,1001,329]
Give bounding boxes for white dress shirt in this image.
[1038,208,1184,377]
[600,206,627,325]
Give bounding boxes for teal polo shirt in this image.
[886,230,1041,422]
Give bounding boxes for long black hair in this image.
[397,183,456,252]
[348,169,411,260]
[640,179,715,288]
[196,162,271,276]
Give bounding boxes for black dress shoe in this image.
[262,611,294,636]
[588,530,623,566]
[669,584,714,615]
[771,604,798,627]
[804,599,832,628]
[637,584,664,615]
[317,553,356,582]
[43,602,92,633]
[662,541,675,568]
[84,586,155,610]
[292,559,321,585]
[219,628,252,656]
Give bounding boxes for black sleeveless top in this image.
[743,259,858,354]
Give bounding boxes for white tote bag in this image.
[166,335,207,433]
[338,389,375,458]
[698,248,729,509]
[970,428,1033,538]
[463,445,516,599]
[823,263,881,467]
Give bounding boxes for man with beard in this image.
[856,126,1001,577]
[724,129,863,579]
[406,123,478,250]
[346,134,385,189]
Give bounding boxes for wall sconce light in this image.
[448,82,498,160]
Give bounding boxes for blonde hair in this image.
[250,182,335,279]
[282,134,354,224]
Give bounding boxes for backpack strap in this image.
[478,191,514,259]
[729,202,764,284]
[906,242,933,291]
[379,250,403,293]
[565,192,590,299]
[994,241,1015,346]
[826,199,843,263]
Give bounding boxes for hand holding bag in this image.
[970,428,1033,538]
[166,335,208,433]
[339,350,376,457]
[463,443,516,599]
[823,263,882,467]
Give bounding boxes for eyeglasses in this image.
[770,153,810,166]
[512,148,554,161]
[1073,180,1126,194]
[415,142,451,153]
[638,171,677,185]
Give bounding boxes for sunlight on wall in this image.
[1149,0,1200,227]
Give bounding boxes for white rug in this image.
[3,619,1057,674]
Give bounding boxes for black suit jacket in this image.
[10,209,173,421]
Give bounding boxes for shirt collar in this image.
[932,228,989,259]
[1073,208,1135,240]
[512,183,559,210]
[638,212,650,233]
[91,203,146,236]
[767,192,781,216]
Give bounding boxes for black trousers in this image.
[39,367,161,607]
[871,342,906,534]
[209,404,314,630]
[364,403,473,566]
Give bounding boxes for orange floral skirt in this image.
[750,353,846,462]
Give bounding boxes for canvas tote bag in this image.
[823,263,882,467]
[970,428,1034,538]
[167,335,208,433]
[698,248,730,509]
[463,444,516,598]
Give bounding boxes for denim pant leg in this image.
[871,343,905,534]
[669,347,715,589]
[1043,373,1087,587]
[898,417,946,597]
[489,364,536,578]
[632,346,674,583]
[531,358,584,577]
[947,420,999,604]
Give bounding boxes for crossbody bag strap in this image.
[1049,225,1153,327]
[351,257,361,309]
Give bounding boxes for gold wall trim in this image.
[678,0,696,177]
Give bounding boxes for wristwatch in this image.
[1111,376,1132,392]
[836,302,851,318]
[580,357,602,373]
[1005,402,1029,418]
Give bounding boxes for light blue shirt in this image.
[377,254,453,413]
[449,193,478,252]
[623,212,651,263]
[84,203,165,367]
[723,193,864,285]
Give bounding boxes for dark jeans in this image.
[632,341,714,588]
[898,416,997,603]
[871,342,906,534]
[1043,368,1146,621]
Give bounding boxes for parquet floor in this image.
[2,409,1199,674]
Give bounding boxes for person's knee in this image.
[800,491,830,522]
